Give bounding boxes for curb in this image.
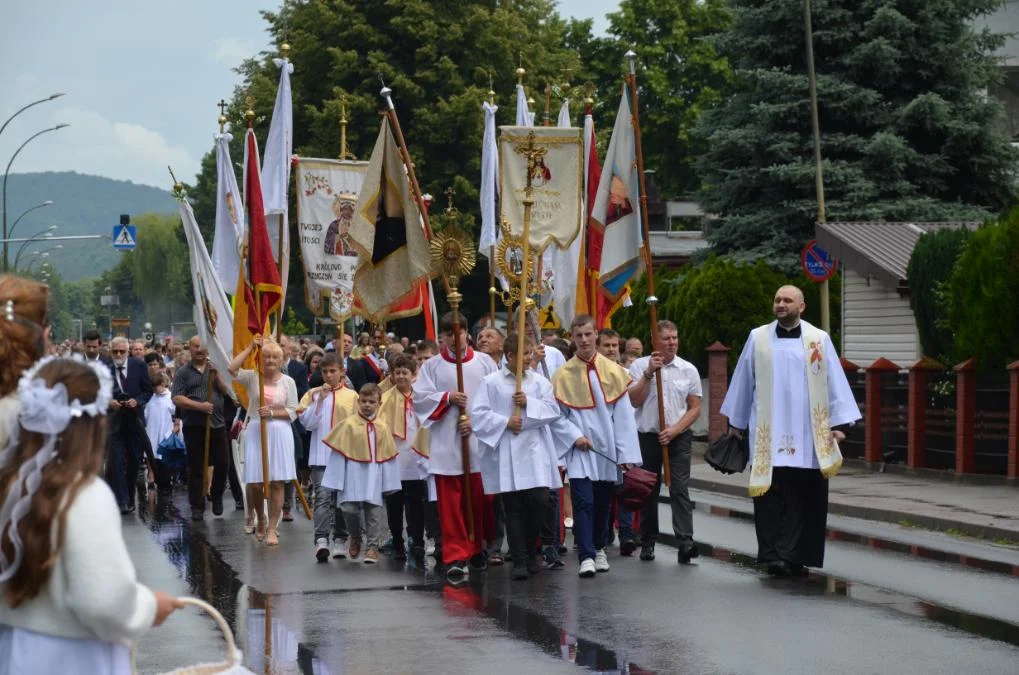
[660,487,1019,579]
[688,476,1019,543]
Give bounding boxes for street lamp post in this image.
[12,226,57,271]
[0,93,65,140]
[2,123,70,272]
[8,200,52,241]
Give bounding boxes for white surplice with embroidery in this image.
[721,325,861,470]
[413,348,499,475]
[472,367,565,494]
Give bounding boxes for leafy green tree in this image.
[946,211,1019,369]
[906,227,972,363]
[571,0,732,197]
[696,0,1016,269]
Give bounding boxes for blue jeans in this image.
[570,478,614,562]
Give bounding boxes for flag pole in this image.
[625,50,671,486]
[273,42,292,344]
[512,132,542,414]
[203,368,214,497]
[382,85,475,540]
[486,87,497,329]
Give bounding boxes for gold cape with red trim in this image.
[552,353,632,410]
[297,385,359,430]
[323,414,399,463]
[379,387,430,458]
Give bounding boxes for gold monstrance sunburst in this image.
[430,188,476,288]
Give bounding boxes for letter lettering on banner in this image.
[295,158,370,319]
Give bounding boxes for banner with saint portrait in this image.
[295,157,369,320]
[498,126,583,252]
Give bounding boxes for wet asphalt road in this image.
[127,491,1019,674]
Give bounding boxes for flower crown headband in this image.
[0,355,113,582]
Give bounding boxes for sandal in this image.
[255,522,266,542]
[266,530,279,547]
[244,517,256,535]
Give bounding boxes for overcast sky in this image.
[0,0,619,189]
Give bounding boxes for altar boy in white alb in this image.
[720,285,861,577]
[472,333,565,580]
[414,312,499,580]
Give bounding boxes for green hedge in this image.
[946,211,1019,369]
[906,227,972,364]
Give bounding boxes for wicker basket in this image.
[156,597,253,675]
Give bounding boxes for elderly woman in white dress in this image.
[229,336,298,546]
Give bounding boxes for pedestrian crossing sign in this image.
[112,224,137,250]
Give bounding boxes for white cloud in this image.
[4,105,200,188]
[211,36,256,67]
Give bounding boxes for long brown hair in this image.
[0,275,50,398]
[0,359,107,608]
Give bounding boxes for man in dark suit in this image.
[106,336,154,513]
[82,329,113,367]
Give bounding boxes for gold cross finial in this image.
[217,99,228,133]
[444,186,456,213]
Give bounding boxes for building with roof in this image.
[816,221,979,365]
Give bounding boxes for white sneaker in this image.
[425,538,436,556]
[315,538,330,563]
[578,558,596,578]
[564,517,574,529]
[331,539,347,559]
[594,549,610,572]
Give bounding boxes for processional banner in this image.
[295,158,369,321]
[498,126,584,251]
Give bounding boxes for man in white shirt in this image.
[627,320,702,564]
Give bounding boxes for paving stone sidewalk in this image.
[688,455,1019,542]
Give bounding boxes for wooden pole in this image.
[275,215,285,342]
[380,88,433,239]
[804,0,831,333]
[203,367,213,497]
[626,51,671,486]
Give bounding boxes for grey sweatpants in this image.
[341,501,383,549]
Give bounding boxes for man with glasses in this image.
[107,336,154,514]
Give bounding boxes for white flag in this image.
[594,88,643,307]
[212,133,245,291]
[179,198,235,393]
[556,99,571,128]
[478,101,509,294]
[261,57,294,311]
[515,85,532,127]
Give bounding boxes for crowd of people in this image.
[0,271,858,673]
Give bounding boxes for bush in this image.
[907,228,972,363]
[946,211,1019,369]
[611,256,841,370]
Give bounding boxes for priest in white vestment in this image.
[721,285,861,576]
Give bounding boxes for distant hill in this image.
[3,172,177,280]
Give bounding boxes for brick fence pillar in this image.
[706,342,730,442]
[865,358,900,463]
[907,357,945,470]
[1008,360,1019,479]
[954,358,976,475]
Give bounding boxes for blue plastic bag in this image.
[157,432,187,471]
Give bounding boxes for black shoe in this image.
[677,541,699,564]
[766,561,790,577]
[469,553,488,571]
[393,542,407,562]
[639,540,655,561]
[235,500,245,511]
[446,560,468,580]
[541,546,565,570]
[558,545,568,556]
[620,540,637,557]
[411,545,426,561]
[511,565,530,581]
[191,508,204,522]
[212,496,224,516]
[120,505,134,515]
[788,562,809,577]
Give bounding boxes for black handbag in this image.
[705,434,749,475]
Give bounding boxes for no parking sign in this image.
[801,239,837,282]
